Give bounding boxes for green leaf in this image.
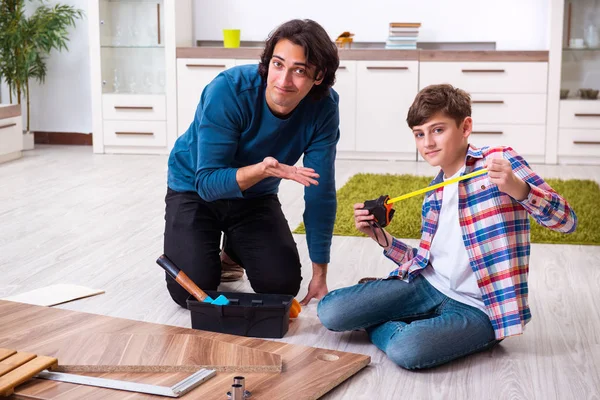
[0,0,83,123]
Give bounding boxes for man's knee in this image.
[246,244,302,296]
[250,273,301,296]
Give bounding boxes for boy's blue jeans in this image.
[317,275,500,370]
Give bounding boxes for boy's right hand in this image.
[354,203,394,250]
[354,203,377,238]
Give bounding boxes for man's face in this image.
[412,112,472,175]
[265,38,323,117]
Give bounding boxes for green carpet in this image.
[294,173,600,245]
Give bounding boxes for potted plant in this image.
[0,0,83,149]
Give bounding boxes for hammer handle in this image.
[157,255,209,302]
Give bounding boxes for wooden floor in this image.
[1,145,600,399]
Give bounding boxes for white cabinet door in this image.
[559,100,600,129]
[558,129,600,157]
[356,61,418,157]
[0,116,23,161]
[176,58,235,135]
[102,94,166,121]
[468,124,547,161]
[103,120,167,147]
[333,61,357,152]
[471,94,547,125]
[419,62,548,94]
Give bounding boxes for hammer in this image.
[157,254,230,305]
[157,254,301,317]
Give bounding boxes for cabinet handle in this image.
[338,66,347,69]
[574,113,600,117]
[366,66,409,70]
[157,3,161,45]
[115,131,154,136]
[0,122,17,130]
[462,69,505,73]
[114,106,154,110]
[186,64,227,68]
[472,131,503,135]
[573,140,600,145]
[472,100,504,104]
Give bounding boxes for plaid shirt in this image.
[384,145,577,339]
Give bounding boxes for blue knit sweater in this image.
[167,64,339,263]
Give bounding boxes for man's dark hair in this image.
[259,19,339,100]
[406,84,472,129]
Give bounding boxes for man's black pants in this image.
[163,188,302,308]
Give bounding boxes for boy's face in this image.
[412,112,472,175]
[265,38,323,117]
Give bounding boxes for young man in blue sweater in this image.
[164,19,340,307]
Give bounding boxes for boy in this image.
[317,84,577,370]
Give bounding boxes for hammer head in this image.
[210,295,230,306]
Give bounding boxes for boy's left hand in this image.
[486,158,531,201]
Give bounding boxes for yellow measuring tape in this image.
[387,168,489,204]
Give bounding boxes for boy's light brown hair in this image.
[406,84,472,129]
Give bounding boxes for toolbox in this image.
[187,291,294,338]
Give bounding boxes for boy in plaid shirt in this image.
[317,84,577,370]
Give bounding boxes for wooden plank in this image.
[0,301,370,400]
[1,284,104,307]
[37,333,282,373]
[0,355,57,396]
[0,352,36,376]
[0,349,16,362]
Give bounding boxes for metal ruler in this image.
[36,368,216,398]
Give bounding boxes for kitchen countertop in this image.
[0,104,21,120]
[176,47,549,62]
[419,50,548,62]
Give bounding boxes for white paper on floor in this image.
[2,284,105,306]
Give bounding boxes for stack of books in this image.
[386,22,421,49]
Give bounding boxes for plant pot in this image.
[22,130,34,150]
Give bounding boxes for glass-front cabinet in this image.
[557,0,600,164]
[99,0,165,95]
[89,0,191,155]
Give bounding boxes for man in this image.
[164,19,340,308]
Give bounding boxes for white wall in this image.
[193,0,550,50]
[0,0,91,133]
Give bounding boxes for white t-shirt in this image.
[420,167,487,314]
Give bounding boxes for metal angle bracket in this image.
[36,368,217,398]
